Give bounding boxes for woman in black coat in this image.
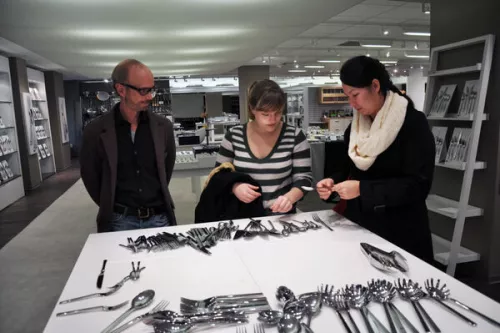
[317,56,435,263]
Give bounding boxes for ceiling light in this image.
[386,51,391,58]
[172,27,252,37]
[317,70,321,73]
[420,65,424,69]
[293,60,297,63]
[393,69,399,73]
[289,69,307,73]
[360,43,392,48]
[383,30,390,36]
[366,54,371,57]
[414,43,419,50]
[410,66,414,69]
[67,29,146,39]
[405,52,430,58]
[295,64,300,69]
[317,60,340,63]
[262,60,267,63]
[380,60,398,64]
[404,31,431,37]
[104,79,109,83]
[81,49,146,56]
[304,65,325,69]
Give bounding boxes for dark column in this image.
[9,57,41,190]
[237,66,269,122]
[45,71,71,171]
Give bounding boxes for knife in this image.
[96,259,107,289]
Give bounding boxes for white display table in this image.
[43,210,500,333]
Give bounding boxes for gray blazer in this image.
[80,104,177,232]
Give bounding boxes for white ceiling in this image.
[248,0,431,77]
[0,0,368,79]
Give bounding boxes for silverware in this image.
[56,301,128,317]
[277,313,301,333]
[360,243,408,273]
[322,291,354,333]
[258,310,283,325]
[237,326,248,333]
[368,279,404,333]
[96,259,108,289]
[396,279,440,333]
[389,303,420,333]
[109,300,170,333]
[276,286,296,304]
[267,220,283,236]
[343,284,376,333]
[311,213,333,231]
[181,293,265,308]
[254,322,266,333]
[101,289,155,333]
[424,279,477,327]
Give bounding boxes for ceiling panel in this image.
[298,24,350,37]
[375,5,428,20]
[336,4,397,19]
[0,0,365,78]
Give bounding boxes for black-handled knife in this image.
[96,259,107,289]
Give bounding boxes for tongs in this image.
[360,243,409,273]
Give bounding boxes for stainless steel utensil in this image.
[267,220,283,236]
[181,293,265,308]
[301,292,322,328]
[101,289,155,333]
[360,243,408,273]
[311,213,333,231]
[56,301,128,317]
[254,322,266,333]
[276,286,296,304]
[277,313,301,333]
[258,310,283,325]
[109,300,170,333]
[96,259,108,289]
[396,279,440,333]
[368,279,404,333]
[236,326,248,333]
[322,291,354,333]
[424,279,477,327]
[343,284,375,333]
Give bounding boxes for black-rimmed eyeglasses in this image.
[119,82,157,97]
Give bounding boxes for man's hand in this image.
[232,183,261,203]
[332,180,360,200]
[270,195,293,213]
[316,178,335,200]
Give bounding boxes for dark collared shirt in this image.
[114,107,164,209]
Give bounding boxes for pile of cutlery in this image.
[257,278,500,333]
[233,217,326,240]
[119,221,237,255]
[180,292,270,315]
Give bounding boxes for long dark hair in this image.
[340,56,415,109]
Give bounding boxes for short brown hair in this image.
[111,59,146,89]
[247,79,285,120]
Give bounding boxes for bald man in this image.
[80,59,177,232]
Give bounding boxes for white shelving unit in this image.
[27,68,56,180]
[0,55,25,211]
[424,35,495,276]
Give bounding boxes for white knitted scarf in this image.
[348,91,408,171]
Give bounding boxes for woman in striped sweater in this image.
[215,79,313,214]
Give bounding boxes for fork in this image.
[56,301,129,317]
[108,300,170,333]
[181,293,265,308]
[311,213,333,231]
[254,323,265,333]
[236,326,247,333]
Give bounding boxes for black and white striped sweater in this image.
[215,123,313,209]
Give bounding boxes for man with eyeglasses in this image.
[80,59,177,232]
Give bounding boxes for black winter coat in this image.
[331,105,435,263]
[195,168,266,223]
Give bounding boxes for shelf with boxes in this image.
[319,86,348,104]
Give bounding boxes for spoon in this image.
[277,286,296,304]
[258,310,283,325]
[424,279,477,327]
[343,285,375,333]
[425,278,500,327]
[283,300,306,320]
[301,293,322,331]
[278,313,302,333]
[101,289,155,333]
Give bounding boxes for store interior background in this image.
[1,0,500,332]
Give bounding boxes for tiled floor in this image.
[0,161,81,250]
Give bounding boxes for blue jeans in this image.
[109,212,170,232]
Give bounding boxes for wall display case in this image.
[0,55,24,211]
[27,68,56,180]
[319,86,349,104]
